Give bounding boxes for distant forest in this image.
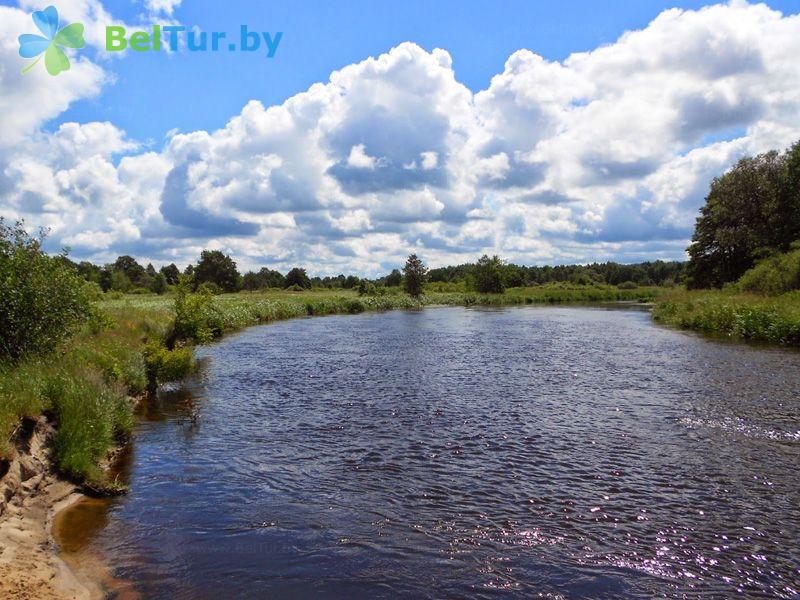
[61,251,685,295]
[427,260,683,287]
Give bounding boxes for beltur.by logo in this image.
[18,5,85,76]
[17,4,282,77]
[105,25,283,57]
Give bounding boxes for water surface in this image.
[59,306,800,598]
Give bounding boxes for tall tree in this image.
[241,268,285,290]
[160,263,181,285]
[258,268,286,288]
[194,250,241,292]
[242,271,261,291]
[284,267,311,289]
[686,147,799,288]
[76,261,102,283]
[775,141,800,250]
[473,255,506,293]
[384,269,402,287]
[112,255,146,286]
[403,254,427,298]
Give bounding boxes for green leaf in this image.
[54,23,85,49]
[45,43,70,76]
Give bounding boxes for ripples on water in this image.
[59,306,800,598]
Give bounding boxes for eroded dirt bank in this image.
[0,416,104,600]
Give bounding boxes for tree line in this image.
[429,258,684,289]
[62,249,685,297]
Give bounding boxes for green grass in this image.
[93,285,663,348]
[0,306,188,489]
[653,289,800,346]
[97,284,664,338]
[1,283,664,487]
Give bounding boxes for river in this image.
[55,305,800,598]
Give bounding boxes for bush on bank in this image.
[0,220,92,362]
[0,223,193,489]
[143,342,194,389]
[737,247,800,296]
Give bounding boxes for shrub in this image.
[82,281,104,300]
[108,269,133,292]
[738,248,800,295]
[0,221,91,362]
[150,272,168,295]
[346,299,365,313]
[287,283,304,292]
[197,281,223,295]
[617,281,638,289]
[426,280,467,293]
[357,280,377,296]
[143,341,194,388]
[130,287,151,295]
[569,272,594,286]
[380,285,402,296]
[105,290,125,299]
[172,280,222,343]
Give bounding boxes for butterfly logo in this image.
[18,5,85,76]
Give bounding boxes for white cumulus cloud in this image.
[1,1,800,275]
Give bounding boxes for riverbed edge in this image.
[0,414,107,600]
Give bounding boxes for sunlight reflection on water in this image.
[58,306,800,599]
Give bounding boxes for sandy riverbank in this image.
[0,417,104,600]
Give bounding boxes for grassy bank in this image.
[1,283,661,488]
[100,284,662,331]
[0,306,187,490]
[100,285,663,345]
[652,289,800,347]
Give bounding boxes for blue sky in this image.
[55,0,797,142]
[1,0,799,274]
